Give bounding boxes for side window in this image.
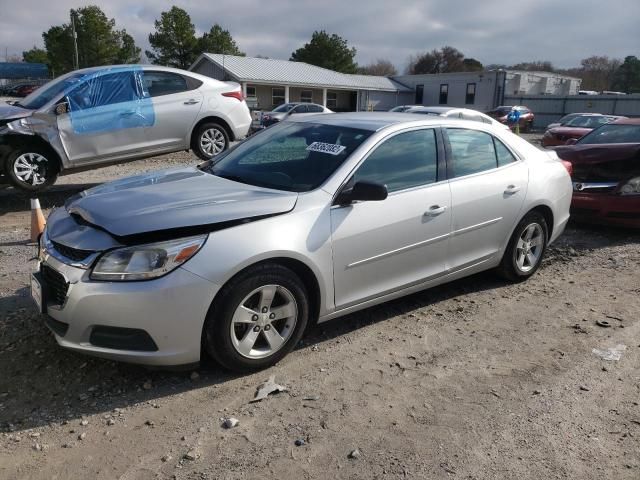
[67,71,139,110]
[353,129,438,192]
[143,72,188,97]
[446,128,497,178]
[292,104,309,114]
[308,104,323,113]
[494,138,517,166]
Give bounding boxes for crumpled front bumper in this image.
[571,192,640,228]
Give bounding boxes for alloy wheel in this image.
[230,284,298,359]
[199,128,226,157]
[515,223,544,273]
[13,153,48,186]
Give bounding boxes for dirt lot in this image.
[1,138,639,479]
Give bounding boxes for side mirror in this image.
[55,102,69,115]
[335,181,388,205]
[565,138,578,145]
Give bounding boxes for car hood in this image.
[0,102,33,123]
[548,126,591,136]
[62,167,299,241]
[554,143,640,165]
[265,112,286,119]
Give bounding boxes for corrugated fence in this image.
[504,94,640,128]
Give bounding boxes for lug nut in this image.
[264,325,271,331]
[269,313,275,319]
[261,307,268,313]
[252,314,259,321]
[253,326,260,332]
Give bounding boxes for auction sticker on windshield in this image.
[306,142,346,155]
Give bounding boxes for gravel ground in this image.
[1,135,639,479]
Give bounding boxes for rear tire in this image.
[4,146,58,192]
[192,122,229,161]
[203,263,309,372]
[497,211,548,282]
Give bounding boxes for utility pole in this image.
[71,11,79,70]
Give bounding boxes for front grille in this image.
[51,240,94,262]
[41,265,69,307]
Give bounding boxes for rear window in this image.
[578,124,640,144]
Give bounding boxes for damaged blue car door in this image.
[56,67,155,165]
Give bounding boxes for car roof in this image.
[612,117,640,125]
[291,111,470,131]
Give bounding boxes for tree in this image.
[22,46,48,64]
[42,6,140,75]
[357,59,397,76]
[509,60,555,72]
[290,31,358,74]
[406,46,467,74]
[462,58,484,72]
[198,24,244,56]
[572,55,620,91]
[611,56,640,93]
[146,6,198,69]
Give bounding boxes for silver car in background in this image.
[261,102,332,127]
[34,113,572,372]
[0,65,252,191]
[404,106,510,130]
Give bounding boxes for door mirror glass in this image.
[54,102,69,115]
[565,138,578,145]
[336,181,388,205]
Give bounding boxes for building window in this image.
[415,84,424,104]
[465,83,476,104]
[327,91,338,109]
[272,87,285,106]
[246,85,256,97]
[300,89,313,103]
[439,84,448,104]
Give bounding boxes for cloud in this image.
[1,0,638,71]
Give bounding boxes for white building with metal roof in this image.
[190,53,413,112]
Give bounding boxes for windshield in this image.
[207,122,372,192]
[273,103,296,113]
[564,116,610,129]
[577,124,640,144]
[18,71,89,110]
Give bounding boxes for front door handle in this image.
[119,110,136,116]
[184,99,200,105]
[424,205,447,216]
[504,185,521,195]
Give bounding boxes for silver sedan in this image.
[34,113,572,372]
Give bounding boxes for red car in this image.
[486,105,535,132]
[554,118,640,228]
[14,84,40,97]
[542,114,625,147]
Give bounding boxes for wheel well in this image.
[191,116,234,146]
[0,135,61,174]
[530,205,554,238]
[216,257,321,324]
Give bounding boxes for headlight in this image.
[619,177,640,196]
[91,235,207,281]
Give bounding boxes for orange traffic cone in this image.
[30,198,46,243]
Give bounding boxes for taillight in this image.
[222,90,244,101]
[561,160,573,176]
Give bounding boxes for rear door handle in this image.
[504,185,521,195]
[424,205,447,216]
[184,99,200,105]
[119,110,136,116]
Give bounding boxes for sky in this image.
[0,0,638,71]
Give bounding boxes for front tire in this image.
[192,122,229,161]
[203,263,309,372]
[4,147,58,192]
[497,211,548,282]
